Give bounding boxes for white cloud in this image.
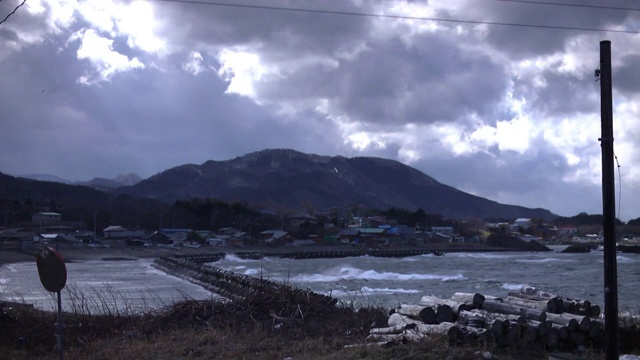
[182,51,207,75]
[69,28,144,84]
[495,116,534,154]
[216,49,266,97]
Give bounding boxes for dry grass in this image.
[1,287,638,360]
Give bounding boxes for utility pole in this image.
[598,40,619,360]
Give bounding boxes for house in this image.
[0,228,38,250]
[512,218,532,230]
[39,233,83,246]
[431,226,454,235]
[103,226,144,239]
[158,228,192,244]
[260,230,289,245]
[337,228,360,244]
[382,226,414,244]
[205,236,227,246]
[44,225,76,236]
[355,228,387,246]
[32,212,62,226]
[215,228,250,246]
[146,231,172,245]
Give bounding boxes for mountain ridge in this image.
[118,149,556,221]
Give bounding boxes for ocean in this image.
[1,247,639,314]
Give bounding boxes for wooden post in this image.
[599,39,619,360]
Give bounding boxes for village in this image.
[2,210,638,253]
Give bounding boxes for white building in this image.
[512,218,532,229]
[32,212,61,226]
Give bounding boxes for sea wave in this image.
[516,258,566,264]
[222,253,255,263]
[360,286,420,294]
[617,255,639,264]
[453,253,517,260]
[290,266,466,283]
[320,286,420,297]
[501,283,529,291]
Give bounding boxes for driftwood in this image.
[363,287,614,352]
[413,322,457,336]
[388,312,423,327]
[369,323,416,335]
[418,295,473,323]
[545,312,595,333]
[395,304,436,324]
[508,289,601,317]
[504,296,551,312]
[449,292,498,307]
[481,299,547,322]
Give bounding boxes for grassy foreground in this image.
[0,289,616,360]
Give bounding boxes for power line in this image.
[496,0,640,12]
[152,0,640,34]
[0,0,26,26]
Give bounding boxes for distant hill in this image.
[19,173,143,190]
[20,174,72,184]
[77,173,143,190]
[118,149,557,221]
[1,172,111,209]
[0,172,166,229]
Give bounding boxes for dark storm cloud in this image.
[413,147,601,218]
[615,54,640,94]
[511,67,599,117]
[473,0,639,58]
[2,0,640,220]
[152,0,373,55]
[248,26,509,125]
[0,32,340,180]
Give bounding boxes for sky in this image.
[1,0,639,221]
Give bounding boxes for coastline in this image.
[0,243,520,266]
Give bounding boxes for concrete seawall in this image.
[171,248,468,263]
[152,256,337,305]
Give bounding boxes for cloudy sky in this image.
[1,0,639,221]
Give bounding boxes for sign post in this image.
[36,247,67,360]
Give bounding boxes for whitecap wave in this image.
[319,286,420,297]
[360,286,420,294]
[454,253,516,260]
[516,258,566,263]
[501,283,529,291]
[290,266,465,283]
[222,253,254,263]
[617,255,639,264]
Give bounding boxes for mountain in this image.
[1,172,111,208]
[0,172,167,229]
[19,173,143,190]
[77,173,143,190]
[20,174,72,184]
[113,173,143,186]
[119,149,557,221]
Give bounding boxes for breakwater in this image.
[171,247,468,263]
[152,256,337,306]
